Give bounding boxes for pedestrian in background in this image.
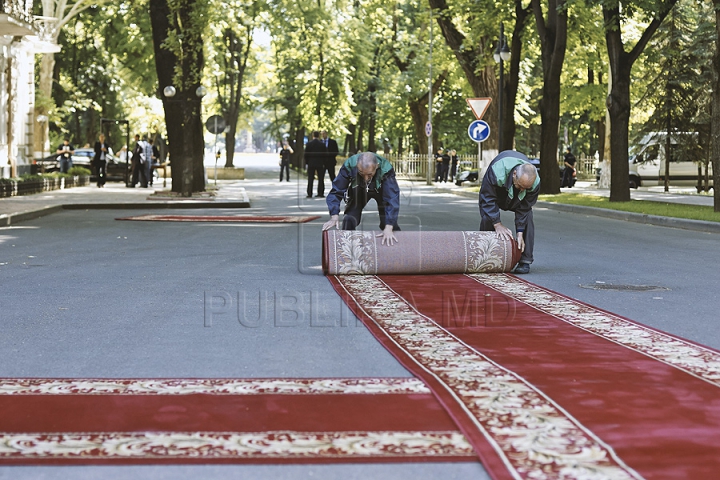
[322,130,340,182]
[434,147,445,182]
[279,140,293,182]
[93,133,111,188]
[55,138,74,173]
[304,130,327,198]
[449,149,459,182]
[130,134,147,188]
[561,147,577,188]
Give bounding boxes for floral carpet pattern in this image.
[116,214,320,223]
[332,275,641,480]
[0,377,474,464]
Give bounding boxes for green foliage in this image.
[540,193,720,222]
[68,166,93,176]
[164,0,211,89]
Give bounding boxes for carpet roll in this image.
[322,230,521,275]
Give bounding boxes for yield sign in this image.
[466,98,492,120]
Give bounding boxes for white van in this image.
[629,132,712,188]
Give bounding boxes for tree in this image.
[531,0,569,194]
[34,0,106,154]
[712,0,720,211]
[149,0,209,195]
[208,0,261,168]
[602,0,677,201]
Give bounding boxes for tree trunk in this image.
[429,0,500,152]
[292,127,305,170]
[225,123,237,168]
[345,123,356,155]
[502,0,532,151]
[408,71,447,157]
[33,54,56,158]
[531,0,568,194]
[603,3,676,202]
[150,0,206,195]
[713,0,720,211]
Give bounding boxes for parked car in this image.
[35,148,129,180]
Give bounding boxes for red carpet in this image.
[0,378,474,464]
[116,215,320,223]
[329,273,720,480]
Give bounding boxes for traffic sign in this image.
[468,120,490,143]
[425,121,432,137]
[205,115,226,134]
[466,98,492,120]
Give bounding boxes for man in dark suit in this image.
[304,130,327,198]
[321,130,340,182]
[93,133,111,188]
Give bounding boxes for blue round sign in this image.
[468,120,490,143]
[425,121,432,137]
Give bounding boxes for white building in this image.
[0,1,58,178]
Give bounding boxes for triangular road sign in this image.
[466,98,492,120]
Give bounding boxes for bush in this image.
[68,166,92,176]
[18,173,43,182]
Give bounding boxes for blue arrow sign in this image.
[468,120,490,143]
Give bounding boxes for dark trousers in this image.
[479,209,534,265]
[441,163,450,182]
[131,160,148,187]
[306,162,326,197]
[450,162,458,181]
[280,161,290,181]
[342,186,400,231]
[561,168,575,187]
[434,163,443,182]
[95,160,107,186]
[325,160,336,182]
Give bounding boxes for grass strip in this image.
[539,193,720,223]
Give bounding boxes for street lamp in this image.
[36,115,49,174]
[493,24,511,151]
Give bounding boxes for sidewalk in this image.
[431,179,720,234]
[0,180,250,226]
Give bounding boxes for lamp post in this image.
[36,115,48,174]
[493,24,511,151]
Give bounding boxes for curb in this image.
[535,201,720,234]
[0,200,251,226]
[435,186,720,235]
[0,205,64,227]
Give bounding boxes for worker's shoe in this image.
[513,263,530,274]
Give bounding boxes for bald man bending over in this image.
[322,152,400,246]
[479,150,540,274]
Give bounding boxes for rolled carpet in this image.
[322,230,520,275]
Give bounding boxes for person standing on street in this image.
[449,149,459,182]
[93,133,111,188]
[322,130,340,182]
[304,131,328,198]
[55,138,75,173]
[130,134,147,188]
[479,150,540,274]
[279,140,293,182]
[561,146,577,188]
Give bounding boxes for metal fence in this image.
[381,153,597,180]
[1,0,34,24]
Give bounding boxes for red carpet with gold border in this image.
[328,273,720,480]
[0,378,474,464]
[115,215,320,223]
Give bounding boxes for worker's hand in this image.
[517,231,525,252]
[377,225,398,246]
[322,215,340,231]
[493,222,513,241]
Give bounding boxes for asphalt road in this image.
[1,154,718,479]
